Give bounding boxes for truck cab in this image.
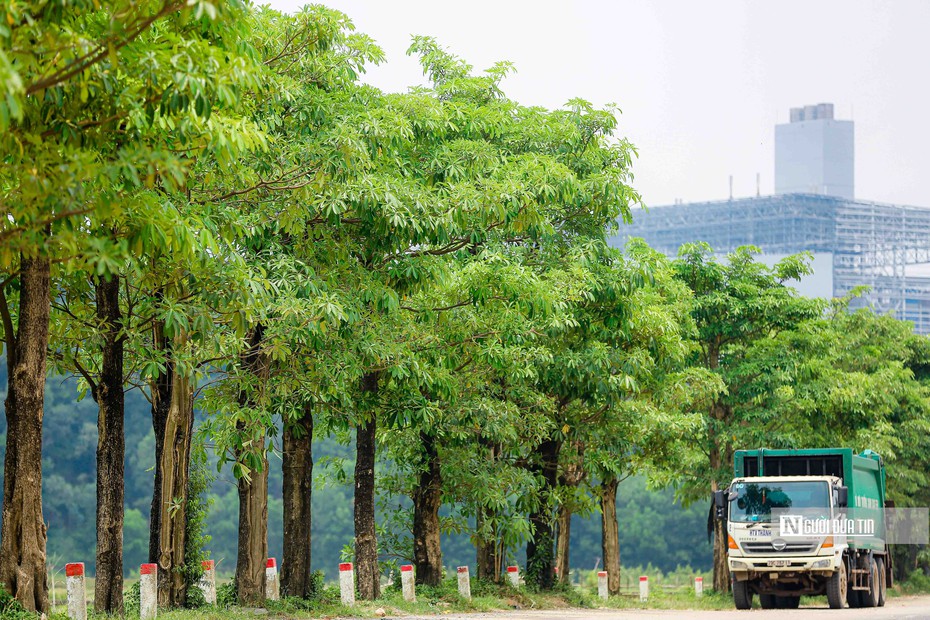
[716,449,889,610]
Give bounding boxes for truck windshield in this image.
[729,481,830,523]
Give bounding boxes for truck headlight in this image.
[812,559,832,569]
[730,560,749,570]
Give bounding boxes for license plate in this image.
[767,560,790,567]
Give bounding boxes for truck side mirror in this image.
[713,490,726,519]
[836,486,848,508]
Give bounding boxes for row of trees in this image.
[2,1,929,614]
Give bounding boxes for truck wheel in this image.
[826,561,847,609]
[733,578,753,610]
[862,557,880,607]
[777,595,800,608]
[759,594,777,609]
[876,557,887,607]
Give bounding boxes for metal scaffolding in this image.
[611,193,930,334]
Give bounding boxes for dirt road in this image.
[397,595,930,619]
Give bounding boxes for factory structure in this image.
[614,103,930,334]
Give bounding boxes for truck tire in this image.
[862,557,880,607]
[759,594,777,609]
[876,556,887,607]
[733,578,753,610]
[826,561,847,609]
[777,596,801,608]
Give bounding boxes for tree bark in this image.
[235,443,268,606]
[412,431,443,586]
[554,441,584,585]
[93,275,125,613]
[234,324,270,605]
[281,404,313,598]
[475,505,501,582]
[148,325,194,608]
[525,438,561,590]
[354,371,380,600]
[554,504,571,584]
[600,476,620,596]
[0,256,51,613]
[709,400,732,593]
[476,445,501,582]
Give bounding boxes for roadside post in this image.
[597,571,608,600]
[140,564,158,620]
[401,565,415,602]
[65,563,86,620]
[507,565,520,587]
[457,567,471,599]
[339,562,355,605]
[200,560,217,605]
[265,558,279,601]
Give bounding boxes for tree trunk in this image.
[149,318,171,566]
[709,423,732,593]
[412,431,443,586]
[600,476,620,595]
[554,504,571,584]
[554,441,584,585]
[354,371,380,600]
[475,505,501,582]
[476,445,501,582]
[149,326,194,608]
[0,256,51,613]
[525,438,561,590]
[236,443,269,606]
[94,275,125,613]
[281,404,313,598]
[233,324,271,605]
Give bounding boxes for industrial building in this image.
[613,103,930,334]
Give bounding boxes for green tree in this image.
[669,243,823,592]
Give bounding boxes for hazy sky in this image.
[265,0,930,209]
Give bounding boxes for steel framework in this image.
[611,193,930,334]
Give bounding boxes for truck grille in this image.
[742,541,817,554]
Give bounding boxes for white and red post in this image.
[597,570,608,600]
[200,560,217,605]
[457,566,471,599]
[265,558,280,601]
[65,563,86,620]
[400,564,415,602]
[140,563,158,620]
[639,575,649,602]
[507,565,520,587]
[339,562,355,606]
[694,575,703,597]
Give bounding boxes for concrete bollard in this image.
[265,558,280,601]
[597,571,608,600]
[456,566,471,599]
[140,564,158,620]
[400,565,415,602]
[507,565,520,587]
[339,562,355,606]
[65,563,86,620]
[199,560,217,605]
[694,576,703,597]
[639,575,649,602]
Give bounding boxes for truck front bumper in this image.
[729,553,839,576]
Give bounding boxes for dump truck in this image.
[713,448,891,610]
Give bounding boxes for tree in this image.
[0,0,261,610]
[669,243,823,592]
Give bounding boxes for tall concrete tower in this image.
[775,103,854,199]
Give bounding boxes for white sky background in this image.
[264,0,930,209]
